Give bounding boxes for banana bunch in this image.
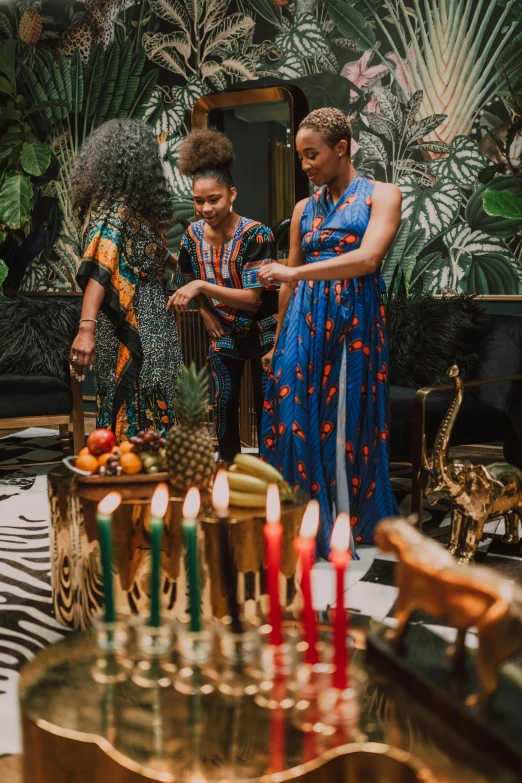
[227,454,293,507]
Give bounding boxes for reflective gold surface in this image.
[20,621,518,783]
[48,466,305,629]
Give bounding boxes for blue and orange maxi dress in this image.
[260,174,398,558]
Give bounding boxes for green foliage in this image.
[483,188,522,220]
[0,258,7,294]
[17,40,158,270]
[467,175,522,237]
[0,172,32,230]
[0,39,53,229]
[21,42,158,145]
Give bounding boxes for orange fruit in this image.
[97,452,113,469]
[119,441,134,454]
[76,453,99,473]
[78,447,90,458]
[120,452,143,475]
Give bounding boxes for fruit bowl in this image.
[62,456,169,484]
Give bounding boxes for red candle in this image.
[329,513,351,691]
[294,500,319,665]
[265,484,283,646]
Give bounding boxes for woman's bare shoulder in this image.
[372,181,402,205]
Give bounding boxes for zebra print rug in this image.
[0,428,68,756]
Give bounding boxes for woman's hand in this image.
[259,262,297,287]
[166,280,203,312]
[261,348,275,374]
[201,308,225,339]
[70,327,95,381]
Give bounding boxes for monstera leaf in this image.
[430,136,486,189]
[398,174,461,244]
[0,172,32,229]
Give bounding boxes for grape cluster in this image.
[129,430,166,474]
[100,450,122,477]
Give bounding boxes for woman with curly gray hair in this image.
[69,119,182,442]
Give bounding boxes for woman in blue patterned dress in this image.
[258,108,402,558]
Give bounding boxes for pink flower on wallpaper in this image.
[365,95,380,114]
[385,48,417,93]
[341,49,388,100]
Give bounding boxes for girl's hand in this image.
[261,348,275,374]
[166,280,203,312]
[201,308,225,339]
[70,328,95,381]
[259,262,297,287]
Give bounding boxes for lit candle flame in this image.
[183,487,201,519]
[212,470,229,513]
[98,491,122,515]
[331,513,351,552]
[300,499,319,538]
[151,483,169,518]
[266,484,281,525]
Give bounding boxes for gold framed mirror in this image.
[192,86,309,230]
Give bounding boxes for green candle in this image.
[149,483,169,628]
[96,492,122,624]
[182,487,202,632]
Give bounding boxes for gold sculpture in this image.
[421,365,522,563]
[374,516,522,706]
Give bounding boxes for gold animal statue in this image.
[374,516,522,706]
[421,365,522,563]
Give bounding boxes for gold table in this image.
[20,618,519,783]
[48,465,305,629]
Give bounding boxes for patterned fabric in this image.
[77,200,182,442]
[260,175,398,558]
[175,217,278,361]
[210,353,267,461]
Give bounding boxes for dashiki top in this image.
[77,200,182,442]
[175,217,278,361]
[260,175,398,558]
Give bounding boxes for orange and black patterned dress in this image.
[175,216,277,460]
[77,200,182,442]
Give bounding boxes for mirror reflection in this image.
[207,100,293,231]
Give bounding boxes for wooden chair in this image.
[0,364,85,455]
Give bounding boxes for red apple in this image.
[86,428,116,456]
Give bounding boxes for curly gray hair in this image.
[69,119,174,231]
[298,108,352,156]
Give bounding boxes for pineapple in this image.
[18,3,42,44]
[166,363,215,491]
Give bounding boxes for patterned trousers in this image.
[209,354,267,462]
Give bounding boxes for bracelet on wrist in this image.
[80,318,97,325]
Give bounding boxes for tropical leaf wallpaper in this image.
[0,0,521,295]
